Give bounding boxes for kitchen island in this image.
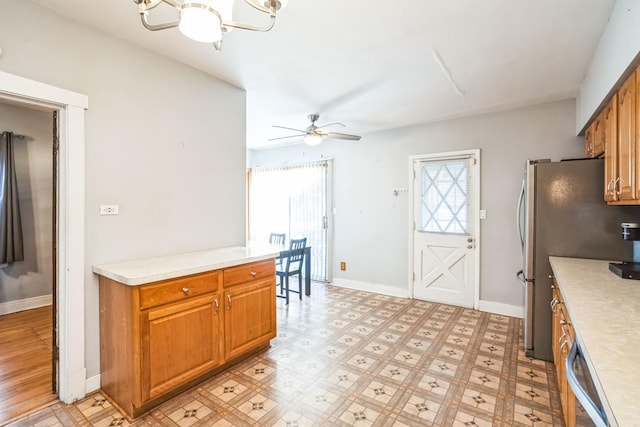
[549,256,640,427]
[93,246,279,420]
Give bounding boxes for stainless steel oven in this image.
[566,341,609,427]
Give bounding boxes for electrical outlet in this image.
[340,261,346,271]
[99,205,119,215]
[479,209,487,220]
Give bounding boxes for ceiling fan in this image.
[270,114,362,146]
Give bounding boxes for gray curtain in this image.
[0,131,24,264]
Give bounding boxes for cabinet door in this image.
[224,278,276,361]
[141,293,221,402]
[604,94,618,202]
[592,112,605,158]
[584,125,594,158]
[618,72,636,200]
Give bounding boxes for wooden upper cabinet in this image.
[584,124,594,158]
[604,94,618,202]
[585,112,604,159]
[617,70,637,201]
[592,112,605,157]
[637,68,640,199]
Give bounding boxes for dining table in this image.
[247,241,312,296]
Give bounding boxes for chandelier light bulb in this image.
[179,3,223,43]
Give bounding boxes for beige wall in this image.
[0,103,53,305]
[0,0,247,378]
[250,99,584,310]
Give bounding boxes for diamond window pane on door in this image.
[420,159,470,234]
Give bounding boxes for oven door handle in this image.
[566,341,608,427]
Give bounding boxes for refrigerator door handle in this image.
[517,177,525,252]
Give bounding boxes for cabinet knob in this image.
[181,287,190,295]
[214,298,219,315]
[227,294,232,309]
[250,271,257,277]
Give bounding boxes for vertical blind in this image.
[249,162,328,281]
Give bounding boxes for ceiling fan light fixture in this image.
[179,2,222,43]
[304,133,323,146]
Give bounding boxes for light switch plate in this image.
[479,209,487,220]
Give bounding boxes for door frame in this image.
[408,149,481,309]
[0,71,88,403]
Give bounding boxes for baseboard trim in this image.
[331,278,409,298]
[478,300,524,318]
[86,374,101,394]
[0,294,52,316]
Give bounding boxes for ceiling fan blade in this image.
[315,122,345,130]
[268,134,305,142]
[273,125,308,133]
[324,132,361,141]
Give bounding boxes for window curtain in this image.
[0,131,24,264]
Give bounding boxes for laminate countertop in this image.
[92,246,280,286]
[549,256,640,427]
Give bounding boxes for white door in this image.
[411,151,479,308]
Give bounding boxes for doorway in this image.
[409,150,480,309]
[0,103,57,422]
[248,160,332,282]
[0,71,88,406]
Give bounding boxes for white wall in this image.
[0,103,53,306]
[576,0,640,132]
[0,0,247,378]
[250,99,583,309]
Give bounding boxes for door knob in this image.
[466,244,473,249]
[467,237,473,243]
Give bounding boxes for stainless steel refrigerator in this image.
[516,158,640,361]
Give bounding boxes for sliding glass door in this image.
[249,161,330,282]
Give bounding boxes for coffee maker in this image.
[609,222,640,279]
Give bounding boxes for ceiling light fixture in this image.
[304,133,323,146]
[134,0,287,51]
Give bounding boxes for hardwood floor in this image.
[0,306,57,424]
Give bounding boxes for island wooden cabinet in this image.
[141,292,221,402]
[98,259,276,420]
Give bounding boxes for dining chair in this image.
[269,233,286,246]
[276,237,307,304]
[269,233,286,268]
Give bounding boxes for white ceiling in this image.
[33,0,616,148]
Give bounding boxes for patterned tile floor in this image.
[9,283,563,426]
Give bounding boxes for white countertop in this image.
[549,256,640,427]
[92,246,280,286]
